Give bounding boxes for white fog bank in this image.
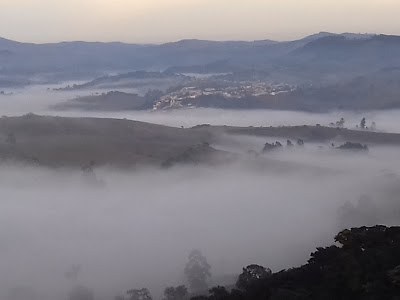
[0,146,400,300]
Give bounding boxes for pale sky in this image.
[1,0,400,43]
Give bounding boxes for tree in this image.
[236,264,272,291]
[189,226,400,300]
[80,160,105,187]
[208,286,230,300]
[360,117,366,129]
[336,118,345,127]
[336,142,368,152]
[127,288,152,300]
[184,249,212,293]
[262,142,283,152]
[164,285,188,300]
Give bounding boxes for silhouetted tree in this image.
[337,142,368,152]
[263,142,283,152]
[360,117,366,129]
[263,142,275,152]
[192,226,400,300]
[286,140,294,147]
[296,139,304,146]
[185,250,211,293]
[208,286,230,300]
[236,264,272,291]
[336,118,345,127]
[388,265,400,287]
[127,288,152,300]
[164,285,188,300]
[80,160,105,187]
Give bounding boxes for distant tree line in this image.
[329,117,377,131]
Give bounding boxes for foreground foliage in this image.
[193,226,400,300]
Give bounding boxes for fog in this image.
[2,86,400,133]
[1,142,400,299]
[54,108,400,134]
[1,85,400,299]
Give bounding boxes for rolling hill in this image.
[0,115,400,168]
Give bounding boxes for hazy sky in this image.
[1,0,400,43]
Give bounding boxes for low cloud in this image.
[0,144,399,299]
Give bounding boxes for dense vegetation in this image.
[193,226,400,300]
[96,226,400,300]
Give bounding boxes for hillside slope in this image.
[1,116,400,167]
[0,115,213,167]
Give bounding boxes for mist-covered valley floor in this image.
[1,144,400,300]
[1,86,400,299]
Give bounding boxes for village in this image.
[153,82,296,110]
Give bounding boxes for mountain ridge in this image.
[0,32,379,46]
[0,32,397,84]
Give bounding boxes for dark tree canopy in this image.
[208,286,230,300]
[185,250,212,293]
[236,264,272,291]
[360,117,366,129]
[337,142,368,152]
[164,285,188,300]
[336,117,345,127]
[191,226,400,300]
[127,288,152,300]
[262,141,283,152]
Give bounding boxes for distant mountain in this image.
[1,32,398,84]
[0,37,21,48]
[301,32,373,42]
[281,34,400,77]
[161,38,277,49]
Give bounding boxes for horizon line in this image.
[0,31,381,46]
